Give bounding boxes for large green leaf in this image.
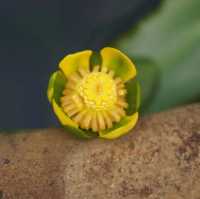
[115,0,200,113]
[134,58,160,114]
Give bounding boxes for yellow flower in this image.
[47,47,140,139]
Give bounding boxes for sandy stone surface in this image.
[0,104,200,199]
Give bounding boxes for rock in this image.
[0,104,200,199]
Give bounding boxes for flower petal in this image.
[100,47,136,82]
[47,71,66,104]
[99,112,138,139]
[125,79,140,115]
[52,99,78,128]
[63,125,98,139]
[47,71,57,103]
[48,70,99,139]
[53,99,98,139]
[59,50,92,77]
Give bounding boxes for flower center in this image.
[78,72,117,111]
[60,66,128,132]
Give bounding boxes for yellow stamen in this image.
[91,112,98,132]
[68,73,81,83]
[62,89,71,95]
[115,107,126,117]
[66,107,80,117]
[73,110,87,124]
[108,70,115,77]
[101,66,108,73]
[97,112,106,130]
[60,96,72,106]
[79,68,88,77]
[116,99,128,108]
[66,82,75,90]
[115,77,122,85]
[109,110,121,122]
[82,112,92,130]
[93,65,100,72]
[63,104,76,112]
[60,66,128,132]
[102,111,113,129]
[118,89,127,96]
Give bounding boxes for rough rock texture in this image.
[0,104,200,199]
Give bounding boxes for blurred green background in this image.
[0,0,199,129]
[115,0,200,115]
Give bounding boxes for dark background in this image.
[0,0,160,129]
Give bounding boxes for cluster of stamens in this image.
[60,65,128,132]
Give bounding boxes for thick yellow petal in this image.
[100,47,136,82]
[52,99,78,128]
[99,112,138,139]
[59,50,92,77]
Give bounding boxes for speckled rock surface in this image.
[0,104,200,199]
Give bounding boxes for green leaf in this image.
[134,58,160,114]
[115,0,200,113]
